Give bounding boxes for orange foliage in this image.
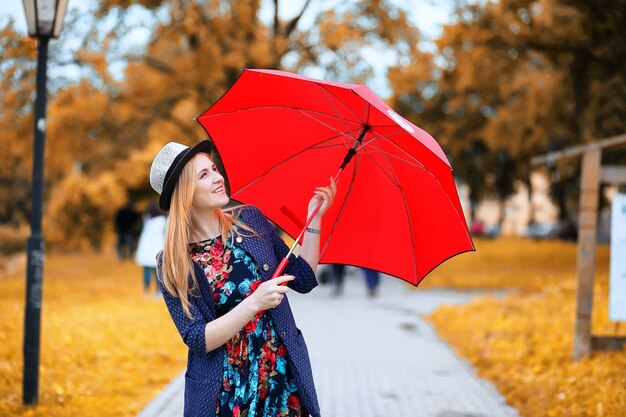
[426,238,626,417]
[0,22,36,227]
[45,173,126,250]
[0,253,187,417]
[1,0,426,253]
[420,237,593,293]
[388,0,626,206]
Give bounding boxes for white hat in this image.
[149,140,213,211]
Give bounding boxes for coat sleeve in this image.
[156,250,209,355]
[245,206,318,294]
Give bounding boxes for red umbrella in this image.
[196,69,474,286]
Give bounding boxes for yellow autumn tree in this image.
[388,0,626,220]
[1,1,427,251]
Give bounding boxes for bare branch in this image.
[164,113,202,139]
[285,0,313,37]
[273,0,280,36]
[142,55,176,75]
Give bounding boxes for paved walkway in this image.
[138,268,519,417]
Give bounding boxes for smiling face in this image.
[191,153,229,212]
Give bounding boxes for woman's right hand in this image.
[247,275,294,312]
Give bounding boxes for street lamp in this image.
[21,0,69,406]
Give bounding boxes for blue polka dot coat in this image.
[156,205,321,417]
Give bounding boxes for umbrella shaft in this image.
[339,124,369,170]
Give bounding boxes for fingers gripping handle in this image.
[271,257,290,286]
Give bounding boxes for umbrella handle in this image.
[271,257,290,281]
[270,169,344,284]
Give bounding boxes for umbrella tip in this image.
[193,117,197,121]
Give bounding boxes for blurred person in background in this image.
[330,264,346,296]
[361,267,380,298]
[114,200,142,260]
[470,218,484,237]
[135,201,167,297]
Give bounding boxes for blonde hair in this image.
[160,152,261,319]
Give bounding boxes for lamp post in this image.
[21,0,68,405]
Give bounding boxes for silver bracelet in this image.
[305,227,321,235]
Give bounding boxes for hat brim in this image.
[159,140,214,211]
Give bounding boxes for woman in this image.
[135,201,166,297]
[149,140,336,417]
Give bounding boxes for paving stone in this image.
[138,271,520,417]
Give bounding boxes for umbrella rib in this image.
[319,138,365,260]
[201,105,359,128]
[316,85,355,137]
[231,128,362,197]
[368,128,407,141]
[362,141,430,170]
[368,124,411,129]
[369,127,432,170]
[318,85,362,124]
[318,128,430,273]
[310,142,356,150]
[363,129,428,169]
[295,109,360,142]
[360,140,401,187]
[205,104,361,146]
[372,131,474,247]
[360,135,449,218]
[364,136,419,281]
[298,108,361,127]
[371,125,451,169]
[360,101,369,125]
[200,105,295,118]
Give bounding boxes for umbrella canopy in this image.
[197,69,474,286]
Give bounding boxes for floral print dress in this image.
[189,233,302,417]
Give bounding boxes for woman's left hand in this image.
[308,176,337,219]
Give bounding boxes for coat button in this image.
[263,263,269,271]
[235,236,243,243]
